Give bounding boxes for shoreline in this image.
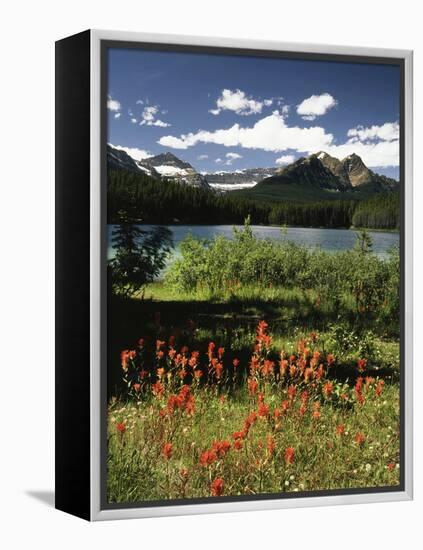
[108,222,399,234]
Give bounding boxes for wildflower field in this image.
[108,323,400,502]
[107,225,400,503]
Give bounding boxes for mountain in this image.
[318,151,398,190]
[107,145,210,189]
[236,152,399,203]
[205,167,280,190]
[107,144,141,173]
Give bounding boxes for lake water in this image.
[108,224,399,260]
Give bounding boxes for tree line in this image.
[107,169,400,230]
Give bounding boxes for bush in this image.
[165,222,400,325]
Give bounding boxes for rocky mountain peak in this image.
[146,152,192,170]
[341,153,372,187]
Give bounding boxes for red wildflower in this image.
[258,402,269,417]
[210,477,224,497]
[316,364,325,380]
[232,358,240,368]
[217,347,225,359]
[327,353,335,366]
[244,411,258,430]
[375,379,385,397]
[152,380,164,397]
[215,362,223,379]
[248,378,258,396]
[336,424,345,436]
[281,399,291,412]
[116,422,126,434]
[208,342,215,359]
[312,402,321,420]
[262,360,275,377]
[267,435,276,456]
[354,432,366,446]
[357,358,367,373]
[156,339,165,351]
[162,442,173,460]
[289,364,297,378]
[194,369,203,380]
[288,384,297,401]
[279,359,288,376]
[387,463,395,471]
[232,431,245,440]
[273,408,282,419]
[284,447,295,465]
[355,377,365,405]
[120,350,133,371]
[189,350,200,366]
[234,439,243,451]
[212,440,231,458]
[300,390,309,404]
[365,376,375,387]
[133,383,141,393]
[323,381,333,397]
[304,367,314,383]
[249,356,260,375]
[200,450,217,467]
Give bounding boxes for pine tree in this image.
[109,223,173,298]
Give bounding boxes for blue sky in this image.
[107,47,400,179]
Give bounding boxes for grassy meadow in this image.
[107,223,400,503]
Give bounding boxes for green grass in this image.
[107,381,400,503]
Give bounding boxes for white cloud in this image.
[264,99,273,107]
[224,152,243,165]
[215,158,223,164]
[158,111,399,168]
[210,89,263,116]
[139,104,171,127]
[197,154,209,160]
[110,144,153,161]
[297,93,337,121]
[275,154,295,166]
[226,152,242,160]
[322,121,400,167]
[136,100,144,105]
[152,119,171,128]
[347,122,399,142]
[114,113,121,119]
[326,140,399,168]
[131,118,137,124]
[158,110,334,154]
[107,96,121,112]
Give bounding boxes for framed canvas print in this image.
[55,29,413,521]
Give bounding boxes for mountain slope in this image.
[237,152,399,203]
[107,145,210,189]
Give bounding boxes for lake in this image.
[108,224,399,260]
